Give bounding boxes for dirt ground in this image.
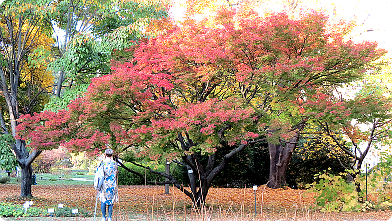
[1,184,392,220]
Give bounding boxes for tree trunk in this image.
[194,179,209,208]
[184,143,249,206]
[12,140,41,197]
[186,165,210,207]
[173,138,249,207]
[267,141,296,188]
[267,142,286,188]
[124,133,255,207]
[20,163,33,198]
[186,164,199,205]
[267,126,304,189]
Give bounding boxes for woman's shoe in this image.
[101,217,106,221]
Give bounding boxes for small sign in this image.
[188,169,193,174]
[72,209,78,214]
[48,208,55,213]
[58,203,64,208]
[23,202,30,209]
[23,201,30,213]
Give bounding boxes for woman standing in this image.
[95,148,118,221]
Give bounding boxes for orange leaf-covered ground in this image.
[1,184,391,220]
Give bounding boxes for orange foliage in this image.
[342,125,369,143]
[2,185,312,211]
[145,17,176,36]
[1,185,391,220]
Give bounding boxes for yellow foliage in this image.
[379,201,392,210]
[0,15,55,91]
[300,122,349,160]
[20,24,54,91]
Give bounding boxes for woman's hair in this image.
[105,148,113,158]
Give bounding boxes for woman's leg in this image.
[101,202,106,218]
[107,204,114,218]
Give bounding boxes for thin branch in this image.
[116,159,194,198]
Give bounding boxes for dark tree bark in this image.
[12,140,41,197]
[117,133,261,207]
[267,123,305,189]
[177,133,256,206]
[20,164,33,197]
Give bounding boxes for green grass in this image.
[5,173,94,186]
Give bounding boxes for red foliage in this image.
[17,9,385,158]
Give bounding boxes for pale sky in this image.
[320,0,392,56]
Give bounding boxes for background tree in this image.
[0,134,17,174]
[32,147,71,173]
[0,0,169,197]
[18,25,54,114]
[286,133,353,188]
[18,9,385,205]
[0,0,55,197]
[46,0,169,111]
[305,70,392,191]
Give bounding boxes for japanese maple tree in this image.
[18,8,385,204]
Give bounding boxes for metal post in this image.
[165,159,170,194]
[365,163,368,201]
[253,185,257,217]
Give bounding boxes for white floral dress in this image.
[98,160,118,205]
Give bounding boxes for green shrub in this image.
[379,201,392,211]
[52,206,92,217]
[306,171,362,212]
[118,162,165,185]
[356,160,392,205]
[26,207,44,217]
[49,168,71,176]
[287,145,352,189]
[0,202,44,217]
[361,201,375,212]
[0,202,91,218]
[0,176,10,184]
[0,202,24,217]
